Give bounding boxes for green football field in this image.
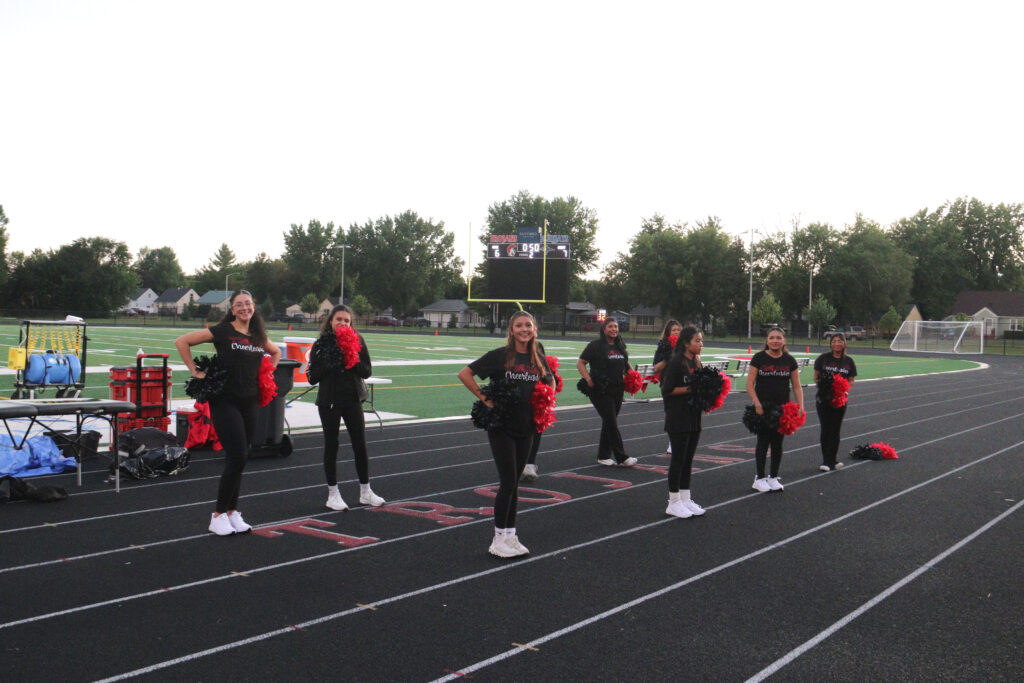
[0,324,981,422]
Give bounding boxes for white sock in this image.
[669,491,681,503]
[680,489,691,502]
[667,443,673,454]
[327,485,340,496]
[360,483,371,495]
[505,527,516,538]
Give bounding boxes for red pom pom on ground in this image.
[777,401,805,435]
[871,442,898,459]
[531,381,558,433]
[257,355,277,407]
[335,325,362,369]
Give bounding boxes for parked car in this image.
[402,317,431,327]
[823,325,867,341]
[372,315,400,326]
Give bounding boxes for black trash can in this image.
[252,358,300,457]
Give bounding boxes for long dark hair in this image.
[598,318,628,361]
[762,326,788,354]
[222,290,268,348]
[504,310,548,378]
[659,319,681,341]
[320,304,355,334]
[671,325,703,367]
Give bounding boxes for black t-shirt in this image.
[210,321,266,400]
[750,350,798,407]
[653,339,674,366]
[469,347,552,437]
[814,352,857,403]
[580,338,629,389]
[661,353,702,433]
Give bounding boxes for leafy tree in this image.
[283,220,337,301]
[755,220,839,326]
[350,293,372,317]
[0,205,8,292]
[804,295,837,338]
[878,306,902,335]
[345,211,463,315]
[192,243,241,294]
[825,215,913,323]
[134,246,185,293]
[604,215,688,319]
[752,293,783,328]
[299,293,320,315]
[240,252,288,308]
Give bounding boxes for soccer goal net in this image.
[890,320,985,354]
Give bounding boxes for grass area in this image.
[0,324,981,420]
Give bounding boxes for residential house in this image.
[155,287,199,315]
[121,287,158,313]
[195,290,233,314]
[950,291,1024,338]
[421,300,485,328]
[628,305,664,333]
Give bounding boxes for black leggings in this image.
[816,403,847,467]
[208,396,258,513]
[667,430,701,492]
[527,432,541,465]
[488,430,533,530]
[755,431,785,478]
[590,392,626,461]
[319,401,369,486]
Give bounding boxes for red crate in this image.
[116,415,171,434]
[109,363,173,415]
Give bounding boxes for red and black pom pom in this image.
[335,325,362,369]
[531,381,558,433]
[777,401,805,435]
[257,355,278,407]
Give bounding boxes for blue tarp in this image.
[0,434,78,478]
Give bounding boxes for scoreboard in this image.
[485,232,570,304]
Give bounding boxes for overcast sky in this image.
[2,1,1022,278]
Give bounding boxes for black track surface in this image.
[2,355,1022,682]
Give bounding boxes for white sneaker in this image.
[359,489,386,507]
[752,477,771,493]
[506,535,530,556]
[326,489,349,511]
[834,462,844,470]
[521,464,538,481]
[597,458,616,466]
[618,457,638,467]
[683,499,705,516]
[666,443,673,454]
[208,513,235,536]
[666,500,693,518]
[227,510,252,533]
[819,464,832,472]
[767,477,784,491]
[488,536,518,558]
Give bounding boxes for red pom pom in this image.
[668,334,679,349]
[870,442,898,459]
[335,325,362,369]
[257,355,278,407]
[830,375,851,408]
[545,355,564,393]
[531,381,558,433]
[708,373,732,412]
[624,368,644,395]
[777,401,805,435]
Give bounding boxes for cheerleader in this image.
[660,326,706,518]
[814,332,857,471]
[652,319,682,456]
[458,310,554,558]
[306,304,385,511]
[745,326,804,492]
[577,319,637,467]
[175,290,281,536]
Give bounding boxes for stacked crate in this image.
[110,354,173,433]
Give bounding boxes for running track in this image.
[1,354,1022,681]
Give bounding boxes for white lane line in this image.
[71,432,1024,681]
[431,440,1024,683]
[745,496,1024,682]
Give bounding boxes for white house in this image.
[195,290,233,313]
[122,287,158,313]
[155,287,199,315]
[951,291,1024,338]
[421,300,485,328]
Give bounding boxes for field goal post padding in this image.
[890,319,985,354]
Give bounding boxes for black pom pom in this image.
[184,355,229,402]
[470,377,521,431]
[816,370,835,403]
[850,444,883,460]
[690,366,726,412]
[741,403,782,434]
[577,374,610,398]
[312,332,347,372]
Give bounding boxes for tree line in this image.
[0,196,1020,331]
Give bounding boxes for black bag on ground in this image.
[119,446,191,480]
[44,430,102,461]
[0,475,68,503]
[119,427,179,455]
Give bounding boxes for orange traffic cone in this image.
[747,345,752,354]
[434,329,438,336]
[288,324,292,331]
[806,346,810,353]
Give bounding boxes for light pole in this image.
[331,245,350,304]
[225,272,239,293]
[747,227,755,339]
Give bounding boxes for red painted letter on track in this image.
[369,502,493,526]
[251,519,378,547]
[550,472,632,489]
[473,486,572,504]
